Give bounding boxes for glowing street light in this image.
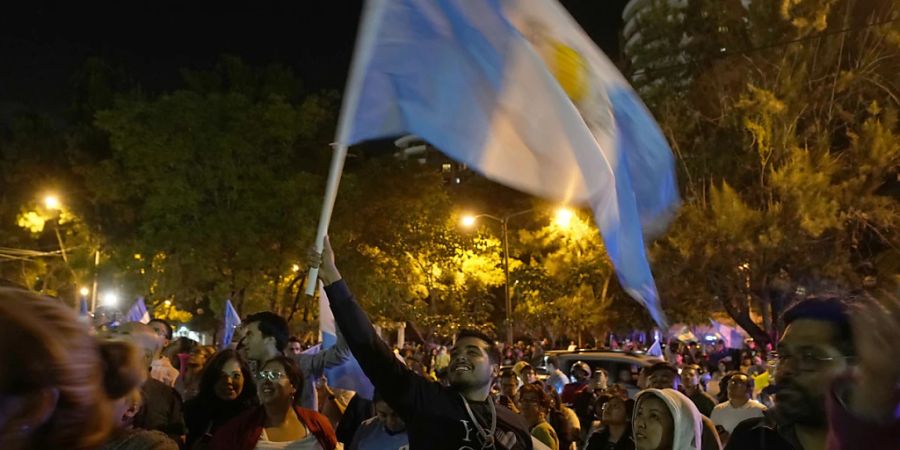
[461,215,477,227]
[291,264,301,273]
[79,286,90,297]
[101,291,119,307]
[554,207,574,228]
[44,194,61,210]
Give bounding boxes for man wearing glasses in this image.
[710,372,766,442]
[726,295,900,449]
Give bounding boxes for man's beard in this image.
[770,380,827,427]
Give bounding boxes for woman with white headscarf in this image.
[632,388,707,450]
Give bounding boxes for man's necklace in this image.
[460,394,497,449]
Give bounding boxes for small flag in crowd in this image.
[336,0,679,327]
[125,297,150,324]
[219,299,242,349]
[319,282,375,400]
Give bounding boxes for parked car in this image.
[537,349,662,397]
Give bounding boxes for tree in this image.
[633,0,899,345]
[85,57,337,326]
[0,112,99,301]
[514,208,663,345]
[330,158,506,339]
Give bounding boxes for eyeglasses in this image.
[255,370,287,382]
[771,351,845,372]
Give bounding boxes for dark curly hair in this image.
[195,349,257,408]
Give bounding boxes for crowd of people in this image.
[1,237,898,449]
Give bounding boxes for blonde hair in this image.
[0,288,113,449]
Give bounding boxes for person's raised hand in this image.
[307,235,342,286]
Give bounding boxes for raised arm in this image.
[310,237,435,416]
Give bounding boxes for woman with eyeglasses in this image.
[184,349,258,450]
[210,356,337,450]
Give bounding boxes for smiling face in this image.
[214,358,245,401]
[256,360,294,406]
[447,337,494,389]
[633,396,674,450]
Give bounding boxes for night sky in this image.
[0,0,629,113]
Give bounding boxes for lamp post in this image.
[461,208,534,345]
[462,207,576,344]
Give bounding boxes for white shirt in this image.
[710,399,767,433]
[255,428,330,450]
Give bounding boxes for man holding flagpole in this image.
[311,236,541,450]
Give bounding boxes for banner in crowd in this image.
[219,299,242,350]
[319,282,375,399]
[125,297,149,324]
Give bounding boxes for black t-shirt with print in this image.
[327,280,533,450]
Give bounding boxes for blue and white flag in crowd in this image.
[319,282,375,399]
[220,299,242,349]
[79,297,89,317]
[338,0,679,327]
[125,297,150,324]
[646,337,663,358]
[709,319,746,349]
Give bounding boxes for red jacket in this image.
[209,405,337,450]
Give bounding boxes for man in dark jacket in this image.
[726,295,900,449]
[311,237,534,450]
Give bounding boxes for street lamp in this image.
[79,286,90,297]
[44,194,61,210]
[554,207,574,228]
[100,291,119,308]
[460,208,534,344]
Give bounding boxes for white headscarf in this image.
[635,388,704,450]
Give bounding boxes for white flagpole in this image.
[305,144,348,295]
[305,0,387,296]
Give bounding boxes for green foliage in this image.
[84,58,336,323]
[634,0,900,342]
[331,160,505,338]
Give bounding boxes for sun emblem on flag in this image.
[548,41,588,103]
[519,17,615,139]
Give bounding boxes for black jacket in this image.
[326,280,533,450]
[725,415,798,450]
[585,426,635,450]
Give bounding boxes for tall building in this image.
[393,135,469,185]
[622,0,689,91]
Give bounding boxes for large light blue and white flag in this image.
[338,0,678,327]
[319,282,375,399]
[125,297,150,324]
[219,299,242,350]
